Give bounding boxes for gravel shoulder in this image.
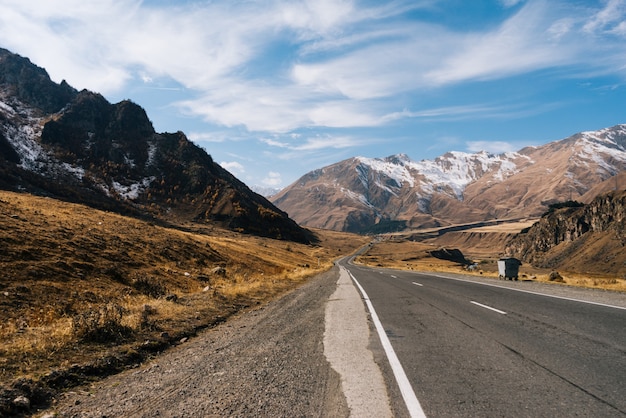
[48,268,350,417]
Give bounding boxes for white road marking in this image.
[325,267,393,417]
[470,301,507,315]
[424,273,626,311]
[391,275,397,278]
[347,268,428,418]
[412,282,424,287]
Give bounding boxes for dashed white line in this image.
[412,282,424,287]
[348,269,427,418]
[471,301,507,315]
[423,273,626,311]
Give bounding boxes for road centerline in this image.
[470,301,507,315]
[412,282,424,287]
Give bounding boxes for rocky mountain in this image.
[271,126,626,233]
[0,48,311,243]
[506,190,626,276]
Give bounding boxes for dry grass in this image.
[355,239,626,292]
[0,190,368,390]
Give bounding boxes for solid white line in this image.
[424,273,626,311]
[347,269,427,418]
[470,301,507,315]
[412,282,424,287]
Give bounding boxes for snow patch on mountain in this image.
[341,187,375,209]
[357,150,525,201]
[357,156,415,188]
[112,177,155,200]
[578,126,626,176]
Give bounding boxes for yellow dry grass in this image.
[0,190,368,385]
[355,239,626,292]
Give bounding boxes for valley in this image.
[355,219,626,293]
[1,46,625,417]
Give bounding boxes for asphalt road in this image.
[341,259,626,417]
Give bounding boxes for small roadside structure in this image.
[498,257,522,280]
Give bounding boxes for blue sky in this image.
[1,0,625,189]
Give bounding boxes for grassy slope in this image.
[0,190,368,394]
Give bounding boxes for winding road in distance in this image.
[339,257,626,417]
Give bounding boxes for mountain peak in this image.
[272,124,626,233]
[0,47,312,243]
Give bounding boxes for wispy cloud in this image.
[583,0,626,35]
[2,0,625,189]
[466,140,517,154]
[262,171,282,187]
[220,161,245,176]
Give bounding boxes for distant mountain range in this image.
[271,125,626,233]
[0,48,312,243]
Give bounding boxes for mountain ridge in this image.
[0,47,312,243]
[272,125,626,233]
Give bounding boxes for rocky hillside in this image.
[272,126,626,233]
[506,190,626,276]
[0,48,311,243]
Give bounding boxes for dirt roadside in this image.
[43,268,349,418]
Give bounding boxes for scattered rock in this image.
[165,294,178,302]
[549,271,564,282]
[202,286,211,292]
[429,248,471,265]
[13,395,30,409]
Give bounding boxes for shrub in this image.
[72,303,133,343]
[548,271,564,282]
[132,276,167,298]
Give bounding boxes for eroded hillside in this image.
[507,190,626,276]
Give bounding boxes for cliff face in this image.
[507,190,626,274]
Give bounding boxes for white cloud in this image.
[466,141,517,154]
[425,1,575,85]
[583,0,626,35]
[1,0,625,140]
[220,161,245,175]
[499,0,525,7]
[262,171,282,187]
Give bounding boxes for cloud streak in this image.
[1,0,624,133]
[1,0,625,187]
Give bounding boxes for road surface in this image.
[341,258,626,417]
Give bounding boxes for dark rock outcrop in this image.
[507,190,626,272]
[0,48,312,243]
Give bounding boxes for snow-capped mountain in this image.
[271,125,626,233]
[0,47,311,243]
